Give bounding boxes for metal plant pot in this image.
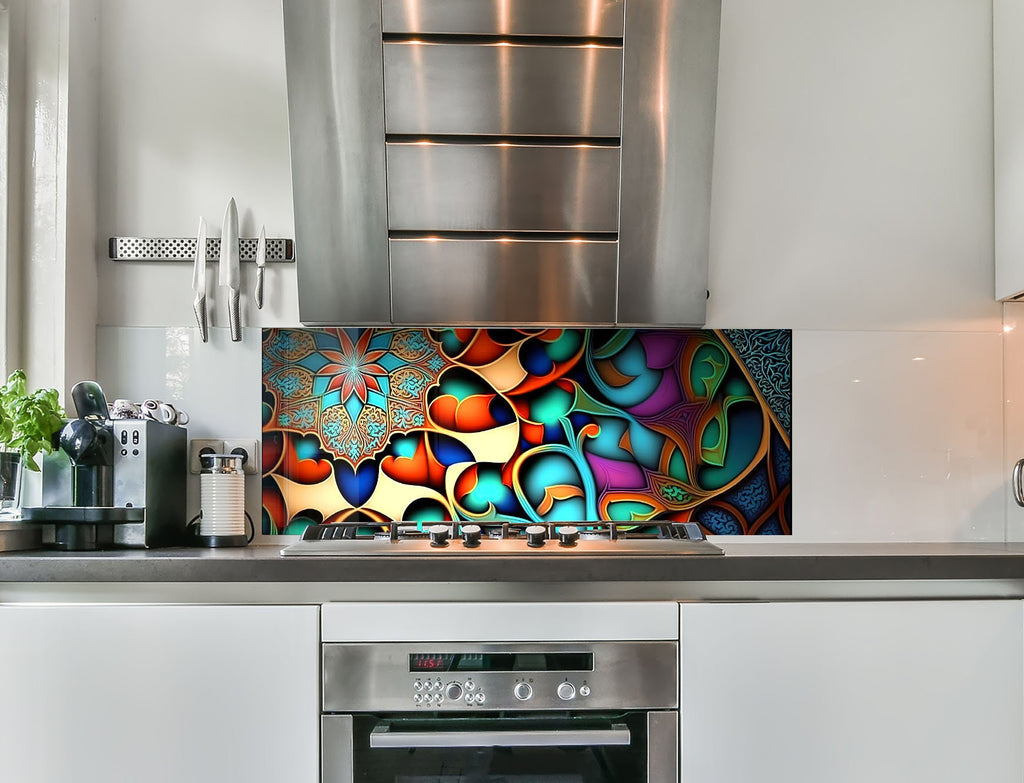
[0,451,23,516]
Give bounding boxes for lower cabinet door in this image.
[679,600,1023,783]
[0,604,319,783]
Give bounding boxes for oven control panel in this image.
[409,674,593,708]
[322,641,677,713]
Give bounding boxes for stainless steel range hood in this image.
[283,0,721,326]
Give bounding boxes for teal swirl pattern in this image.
[261,328,792,535]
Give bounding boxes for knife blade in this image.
[192,217,208,342]
[254,224,266,310]
[219,197,241,342]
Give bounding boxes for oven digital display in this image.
[409,652,594,673]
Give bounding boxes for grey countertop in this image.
[2,540,1024,589]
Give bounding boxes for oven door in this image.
[323,711,677,783]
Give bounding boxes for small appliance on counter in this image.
[190,452,250,548]
[21,381,187,550]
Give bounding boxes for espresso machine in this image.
[22,381,187,550]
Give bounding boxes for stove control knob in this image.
[525,524,547,548]
[513,682,533,701]
[579,685,591,697]
[557,526,579,547]
[428,524,450,547]
[445,682,464,702]
[462,524,482,548]
[557,682,576,701]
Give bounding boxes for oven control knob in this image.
[462,524,482,548]
[557,682,576,701]
[557,526,579,547]
[579,685,591,697]
[513,682,533,701]
[445,682,464,701]
[525,525,547,548]
[428,524,450,547]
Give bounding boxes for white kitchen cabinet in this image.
[0,604,319,783]
[996,0,1024,300]
[679,601,1023,783]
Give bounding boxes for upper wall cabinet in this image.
[996,0,1024,300]
[284,0,721,326]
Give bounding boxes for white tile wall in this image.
[1003,302,1024,540]
[95,326,265,533]
[793,330,1004,541]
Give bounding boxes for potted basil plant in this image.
[0,370,65,515]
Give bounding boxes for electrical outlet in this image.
[189,439,224,474]
[223,438,260,475]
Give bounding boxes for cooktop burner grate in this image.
[280,520,723,557]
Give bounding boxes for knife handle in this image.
[193,294,209,343]
[229,289,241,342]
[255,267,265,310]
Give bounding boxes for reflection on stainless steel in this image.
[284,0,721,327]
[382,0,625,37]
[323,641,678,712]
[386,143,621,231]
[321,715,354,783]
[384,42,623,137]
[390,238,617,323]
[283,0,391,325]
[368,724,631,748]
[1013,458,1024,507]
[647,712,679,782]
[617,0,721,325]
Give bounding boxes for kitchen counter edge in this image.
[1,541,1023,585]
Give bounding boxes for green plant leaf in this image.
[0,370,65,471]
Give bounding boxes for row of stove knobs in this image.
[428,524,580,548]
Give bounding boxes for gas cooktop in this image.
[279,521,723,557]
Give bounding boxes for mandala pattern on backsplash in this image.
[262,328,792,536]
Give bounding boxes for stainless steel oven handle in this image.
[369,723,631,749]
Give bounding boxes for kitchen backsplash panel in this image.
[261,328,792,535]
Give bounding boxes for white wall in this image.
[96,0,297,328]
[91,0,1004,541]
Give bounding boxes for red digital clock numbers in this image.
[410,653,454,672]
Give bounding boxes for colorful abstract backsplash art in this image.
[261,328,792,535]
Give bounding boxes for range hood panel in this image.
[386,143,621,233]
[284,0,720,327]
[381,0,625,38]
[283,0,392,325]
[383,42,624,138]
[390,239,618,325]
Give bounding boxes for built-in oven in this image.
[321,640,678,782]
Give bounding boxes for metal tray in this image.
[21,506,145,523]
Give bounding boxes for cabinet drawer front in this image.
[390,239,617,323]
[382,0,625,37]
[384,42,623,137]
[386,143,621,232]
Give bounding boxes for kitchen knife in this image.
[219,197,241,342]
[254,224,266,310]
[192,217,209,342]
